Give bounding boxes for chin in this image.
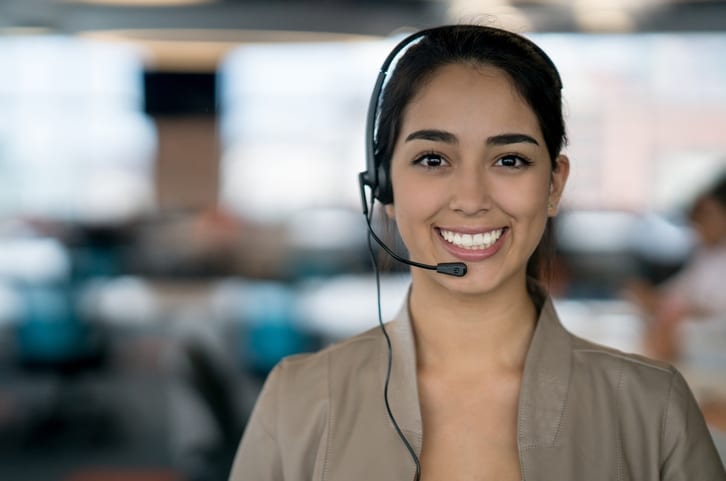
[449,261,528,296]
[415,268,507,298]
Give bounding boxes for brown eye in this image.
[495,154,532,169]
[414,153,448,169]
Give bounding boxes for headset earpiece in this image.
[374,155,393,205]
[362,29,431,206]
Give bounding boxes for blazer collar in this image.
[384,293,572,453]
[517,297,572,448]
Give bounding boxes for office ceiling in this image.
[0,0,437,37]
[2,0,725,70]
[3,0,726,36]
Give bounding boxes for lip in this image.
[437,225,504,235]
[435,226,508,262]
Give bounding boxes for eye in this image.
[413,153,449,169]
[494,154,532,169]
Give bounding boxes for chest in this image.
[317,361,664,481]
[417,373,522,481]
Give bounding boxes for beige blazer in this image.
[229,296,726,480]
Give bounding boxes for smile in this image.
[438,228,505,250]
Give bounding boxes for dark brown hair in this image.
[375,25,567,284]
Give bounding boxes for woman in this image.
[631,173,726,362]
[229,25,725,480]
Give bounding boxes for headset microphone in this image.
[358,173,467,277]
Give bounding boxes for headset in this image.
[358,23,563,278]
[358,26,468,278]
[360,29,426,206]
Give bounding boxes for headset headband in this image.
[361,25,562,205]
[362,28,433,204]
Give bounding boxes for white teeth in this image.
[440,228,503,250]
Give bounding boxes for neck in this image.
[409,274,538,376]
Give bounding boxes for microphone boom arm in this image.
[358,172,467,277]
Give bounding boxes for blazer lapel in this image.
[517,297,572,449]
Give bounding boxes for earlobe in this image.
[547,201,559,216]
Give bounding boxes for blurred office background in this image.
[0,0,726,479]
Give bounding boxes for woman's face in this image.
[692,197,726,246]
[386,63,569,297]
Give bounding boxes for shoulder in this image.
[274,324,385,383]
[540,300,708,431]
[565,332,710,447]
[550,331,724,476]
[231,326,389,479]
[568,332,678,395]
[259,325,387,419]
[566,334,726,476]
[570,333,673,375]
[244,326,386,455]
[538,296,677,397]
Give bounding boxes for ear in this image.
[548,154,570,217]
[384,203,396,220]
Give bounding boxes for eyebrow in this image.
[487,133,539,146]
[405,129,457,144]
[404,129,539,146]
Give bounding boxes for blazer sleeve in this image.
[228,364,284,481]
[660,370,726,480]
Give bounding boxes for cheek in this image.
[496,178,550,220]
[391,172,442,221]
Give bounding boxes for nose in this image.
[448,165,492,215]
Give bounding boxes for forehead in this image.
[401,63,541,137]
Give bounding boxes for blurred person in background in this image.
[628,172,726,434]
[629,172,726,363]
[229,25,725,480]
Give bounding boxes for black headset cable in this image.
[365,192,422,481]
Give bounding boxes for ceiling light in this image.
[573,0,637,32]
[447,0,533,32]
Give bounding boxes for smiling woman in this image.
[385,63,568,301]
[228,25,726,481]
